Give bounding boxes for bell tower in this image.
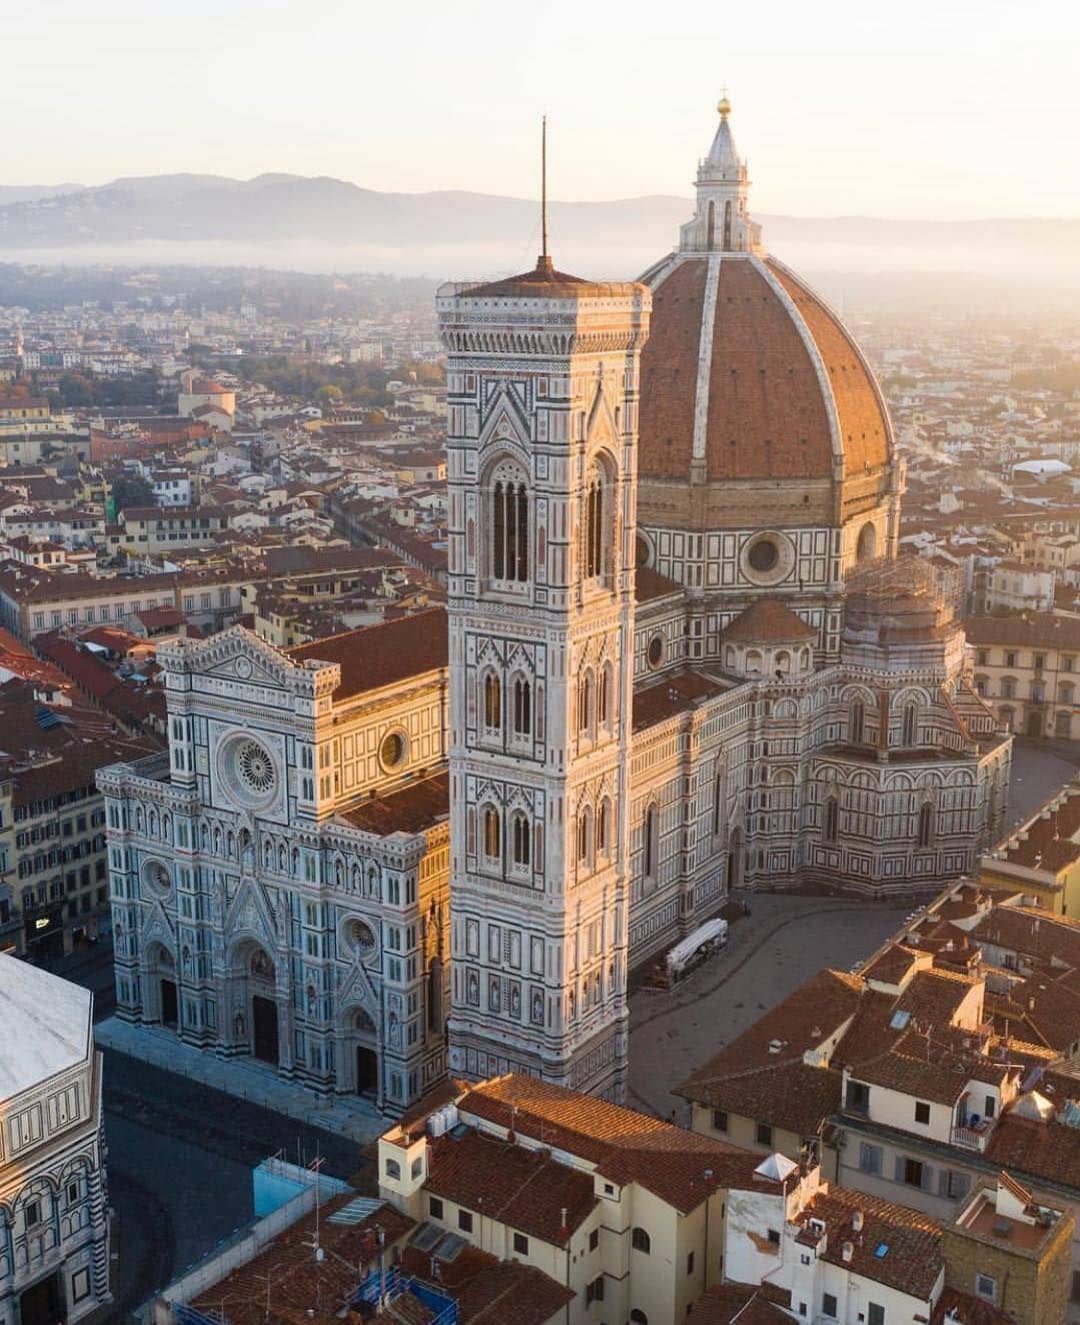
[438,253,650,1100]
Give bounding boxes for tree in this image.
[315,384,344,406]
[110,475,156,513]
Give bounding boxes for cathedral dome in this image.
[635,100,894,530]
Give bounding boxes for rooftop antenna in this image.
[538,115,552,273]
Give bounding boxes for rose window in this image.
[236,741,276,795]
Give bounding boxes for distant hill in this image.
[0,183,84,205]
[0,174,1075,287]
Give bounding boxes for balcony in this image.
[951,1120,993,1152]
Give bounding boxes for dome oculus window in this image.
[380,731,407,770]
[647,636,664,669]
[747,538,779,572]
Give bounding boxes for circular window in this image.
[748,538,779,572]
[219,734,279,808]
[380,731,407,770]
[741,532,793,585]
[347,919,377,956]
[142,859,172,893]
[236,740,276,795]
[647,636,664,669]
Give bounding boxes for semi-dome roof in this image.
[635,98,894,507]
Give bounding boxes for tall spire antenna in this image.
[539,114,552,272]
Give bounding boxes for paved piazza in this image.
[629,896,922,1120]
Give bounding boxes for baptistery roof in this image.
[635,99,894,515]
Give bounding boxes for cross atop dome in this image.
[677,94,763,256]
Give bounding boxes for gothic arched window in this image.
[578,670,594,735]
[598,663,612,728]
[597,798,611,857]
[490,459,529,584]
[483,807,501,859]
[850,700,865,745]
[584,469,606,580]
[902,703,918,747]
[918,802,933,848]
[824,796,839,843]
[578,808,592,869]
[511,812,531,868]
[512,676,531,736]
[643,804,658,880]
[483,671,501,732]
[713,770,724,835]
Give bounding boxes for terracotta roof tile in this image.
[796,1185,941,1299]
[288,607,447,699]
[424,1127,597,1243]
[722,597,817,644]
[342,771,449,836]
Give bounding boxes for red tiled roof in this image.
[457,1074,768,1214]
[796,1185,942,1299]
[722,597,817,644]
[343,771,449,836]
[460,260,642,302]
[288,607,448,699]
[424,1127,597,1243]
[638,255,890,486]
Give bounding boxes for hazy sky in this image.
[5,0,1078,218]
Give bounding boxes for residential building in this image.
[678,877,1080,1317]
[980,779,1080,914]
[0,956,111,1325]
[967,612,1080,738]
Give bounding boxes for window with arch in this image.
[917,802,933,848]
[483,671,501,732]
[512,676,531,736]
[713,770,724,835]
[490,460,529,583]
[999,706,1015,731]
[856,521,878,562]
[597,799,611,857]
[578,670,594,735]
[902,703,918,747]
[631,1227,651,1254]
[850,700,865,744]
[630,1313,648,1325]
[483,807,501,859]
[583,464,607,580]
[511,812,531,868]
[578,807,592,869]
[643,805,658,880]
[824,796,839,843]
[598,663,612,728]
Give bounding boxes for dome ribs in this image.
[706,259,832,481]
[765,259,891,477]
[638,259,709,479]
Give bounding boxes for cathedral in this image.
[98,100,1012,1111]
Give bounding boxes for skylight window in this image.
[874,1243,890,1259]
[889,1010,911,1031]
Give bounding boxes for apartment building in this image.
[967,612,1080,739]
[0,681,154,959]
[980,779,1080,915]
[678,878,1080,1319]
[0,562,246,640]
[117,506,229,555]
